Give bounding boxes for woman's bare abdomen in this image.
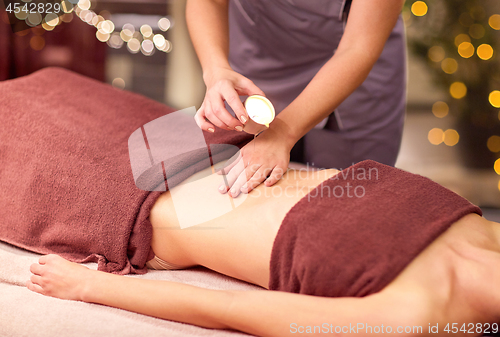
[149,166,338,288]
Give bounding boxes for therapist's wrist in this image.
[268,117,300,151]
[202,64,233,87]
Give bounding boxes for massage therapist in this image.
[187,0,406,197]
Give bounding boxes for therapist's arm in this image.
[186,0,264,132]
[271,0,405,152]
[223,0,406,194]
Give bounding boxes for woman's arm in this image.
[27,255,425,337]
[186,0,264,132]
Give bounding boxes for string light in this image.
[477,44,494,60]
[469,23,485,39]
[487,136,500,153]
[489,90,500,108]
[489,14,500,30]
[428,46,445,62]
[450,82,467,99]
[158,17,171,31]
[428,128,444,145]
[454,34,470,47]
[458,42,474,58]
[441,58,458,74]
[432,101,449,118]
[411,1,428,16]
[443,129,459,146]
[112,78,126,89]
[70,0,172,56]
[495,158,500,175]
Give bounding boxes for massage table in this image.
[0,240,260,336]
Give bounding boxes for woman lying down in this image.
[5,67,495,337]
[27,159,499,336]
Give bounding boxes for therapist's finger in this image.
[218,155,245,193]
[204,100,231,131]
[220,82,248,125]
[205,91,235,130]
[265,165,287,187]
[236,77,266,98]
[195,105,215,133]
[229,163,261,198]
[211,90,244,131]
[240,166,273,194]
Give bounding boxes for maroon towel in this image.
[0,67,251,274]
[269,160,482,297]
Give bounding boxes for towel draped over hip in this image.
[269,160,482,297]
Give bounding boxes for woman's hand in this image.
[218,126,293,197]
[195,67,265,133]
[26,254,92,302]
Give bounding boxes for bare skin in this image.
[26,166,500,336]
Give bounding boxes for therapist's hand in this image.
[218,127,293,197]
[195,67,265,132]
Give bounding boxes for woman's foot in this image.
[26,254,92,301]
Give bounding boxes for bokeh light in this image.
[42,22,55,31]
[441,58,458,74]
[477,44,493,60]
[489,14,500,30]
[469,24,485,39]
[78,0,91,11]
[458,42,474,58]
[432,101,449,118]
[140,24,153,38]
[411,1,428,16]
[96,31,110,42]
[470,5,486,21]
[428,46,445,62]
[454,34,471,47]
[141,40,154,55]
[15,9,28,20]
[495,158,500,175]
[428,128,444,145]
[30,36,45,51]
[107,32,123,49]
[98,20,114,34]
[112,78,125,90]
[153,34,166,49]
[487,136,500,153]
[443,129,459,146]
[27,13,42,26]
[489,90,500,108]
[158,17,171,31]
[45,13,60,27]
[127,38,141,54]
[450,82,467,99]
[61,0,74,13]
[92,15,104,27]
